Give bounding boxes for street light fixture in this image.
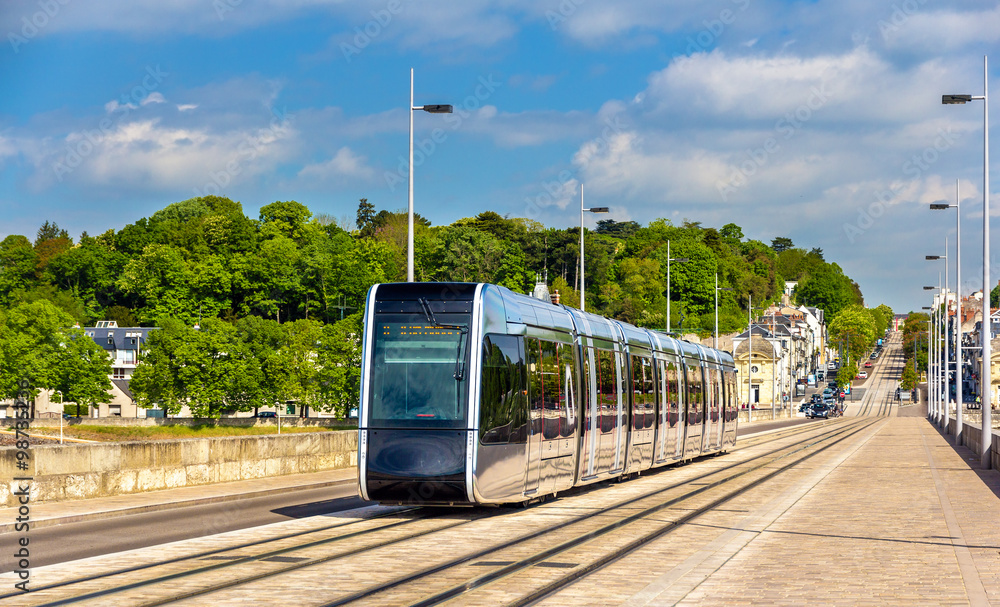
[666,240,689,332]
[942,55,990,468]
[931,182,964,443]
[579,184,610,312]
[407,69,453,283]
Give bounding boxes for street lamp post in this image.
[578,184,609,312]
[714,272,734,349]
[666,241,689,332]
[943,55,991,468]
[748,294,753,421]
[924,292,943,422]
[407,68,453,283]
[931,180,963,443]
[927,248,950,430]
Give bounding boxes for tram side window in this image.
[632,356,655,430]
[687,363,704,425]
[559,343,578,439]
[664,360,680,427]
[708,368,720,422]
[479,335,527,444]
[527,338,544,438]
[598,349,617,433]
[540,340,561,440]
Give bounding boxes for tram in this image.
[357,282,738,506]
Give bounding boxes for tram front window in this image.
[369,314,470,428]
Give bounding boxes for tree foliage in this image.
[2,198,877,418]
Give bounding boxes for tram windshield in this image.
[368,312,471,428]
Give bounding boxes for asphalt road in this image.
[0,483,364,572]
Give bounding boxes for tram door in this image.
[525,339,542,496]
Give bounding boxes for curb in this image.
[0,476,356,533]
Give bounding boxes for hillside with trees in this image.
[0,196,877,416]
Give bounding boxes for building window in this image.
[113,368,126,379]
[751,365,759,373]
[109,405,121,416]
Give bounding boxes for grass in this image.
[25,423,356,442]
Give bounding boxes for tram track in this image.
[855,334,902,418]
[13,420,859,606]
[373,418,881,607]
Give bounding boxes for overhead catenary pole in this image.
[578,185,608,313]
[956,180,964,444]
[580,185,585,312]
[748,294,753,421]
[982,56,991,466]
[407,68,415,282]
[944,245,950,430]
[406,69,452,283]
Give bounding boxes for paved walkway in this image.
[0,467,357,533]
[680,416,1000,606]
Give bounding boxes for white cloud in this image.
[883,5,1000,51]
[298,147,375,181]
[177,104,198,112]
[141,92,166,106]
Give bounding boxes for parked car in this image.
[809,403,830,419]
[857,371,868,379]
[864,361,873,368]
[256,411,277,418]
[870,352,878,359]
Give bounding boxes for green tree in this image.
[829,304,877,363]
[0,235,38,301]
[838,360,859,390]
[130,319,195,415]
[900,365,918,391]
[275,319,324,414]
[770,237,794,253]
[794,263,859,318]
[117,244,195,324]
[720,223,744,244]
[316,313,363,418]
[0,300,90,402]
[356,198,376,237]
[259,200,313,243]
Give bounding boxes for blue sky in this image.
[2,0,999,314]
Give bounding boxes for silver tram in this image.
[358,282,738,506]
